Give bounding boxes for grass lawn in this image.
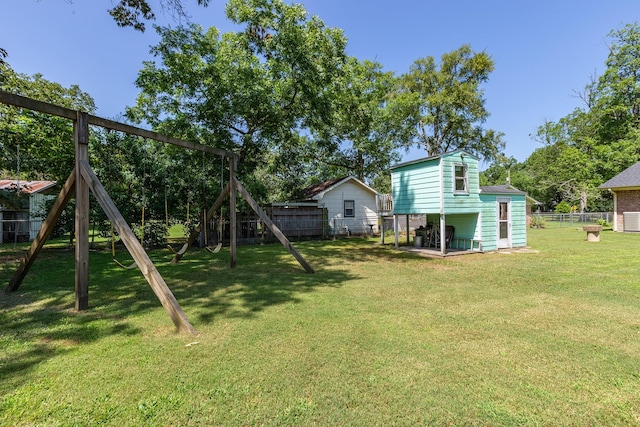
[1,227,639,425]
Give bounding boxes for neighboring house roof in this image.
[598,160,640,189]
[302,176,378,200]
[0,180,56,194]
[390,150,479,170]
[480,184,541,206]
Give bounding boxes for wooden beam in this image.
[6,170,76,292]
[229,158,237,269]
[0,90,237,160]
[74,111,90,311]
[0,90,76,120]
[89,115,236,159]
[233,177,315,274]
[78,160,197,334]
[170,181,230,264]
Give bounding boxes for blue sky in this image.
[2,1,638,164]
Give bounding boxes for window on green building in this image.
[454,164,468,193]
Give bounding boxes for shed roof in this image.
[303,176,347,199]
[0,180,56,194]
[598,160,640,189]
[480,184,541,205]
[479,184,526,195]
[390,150,479,170]
[302,176,378,200]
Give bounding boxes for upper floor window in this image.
[454,163,468,193]
[344,200,355,217]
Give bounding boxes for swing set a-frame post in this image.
[0,91,214,334]
[1,89,315,335]
[74,110,90,311]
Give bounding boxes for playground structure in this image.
[1,90,315,335]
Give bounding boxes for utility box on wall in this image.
[623,211,640,232]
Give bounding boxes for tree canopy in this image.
[108,0,210,32]
[4,0,518,206]
[395,45,505,162]
[12,2,640,217]
[126,0,349,199]
[307,57,401,190]
[482,22,640,212]
[0,63,96,183]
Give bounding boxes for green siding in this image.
[391,158,441,214]
[510,197,527,247]
[480,196,498,251]
[479,194,527,250]
[442,153,483,214]
[391,151,528,251]
[445,213,481,240]
[391,152,484,215]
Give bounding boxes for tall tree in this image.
[126,0,347,201]
[521,22,640,211]
[0,63,96,183]
[396,45,505,162]
[109,0,210,32]
[525,142,600,212]
[596,23,640,140]
[309,57,400,190]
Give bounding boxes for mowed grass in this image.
[1,228,639,426]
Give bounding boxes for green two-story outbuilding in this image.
[390,150,528,254]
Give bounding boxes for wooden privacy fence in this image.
[1,90,315,335]
[210,211,326,245]
[263,204,327,240]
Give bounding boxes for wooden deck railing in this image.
[377,193,393,215]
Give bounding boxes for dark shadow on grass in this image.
[0,237,424,385]
[148,242,363,324]
[0,244,143,389]
[0,289,141,390]
[300,237,444,264]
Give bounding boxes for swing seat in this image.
[113,258,137,270]
[205,242,222,254]
[167,243,189,256]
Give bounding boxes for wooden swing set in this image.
[1,90,315,335]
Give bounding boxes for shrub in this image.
[530,215,546,228]
[555,200,572,213]
[596,218,610,227]
[133,220,168,248]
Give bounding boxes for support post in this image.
[440,214,446,256]
[229,157,237,268]
[394,215,399,248]
[75,111,90,310]
[170,182,230,264]
[406,215,410,245]
[79,161,197,334]
[6,170,76,292]
[234,178,315,273]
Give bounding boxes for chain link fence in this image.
[531,212,613,228]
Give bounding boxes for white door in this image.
[497,198,511,249]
